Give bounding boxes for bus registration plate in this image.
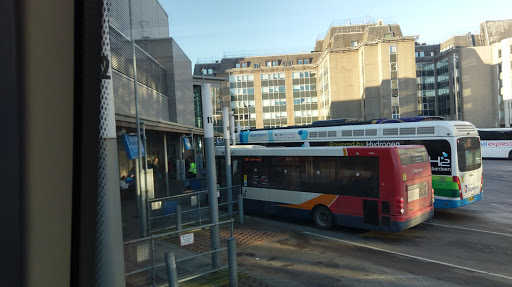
[468,196,475,202]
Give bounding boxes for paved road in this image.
[237,159,512,287]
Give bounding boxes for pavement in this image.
[120,180,284,287]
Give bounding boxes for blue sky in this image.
[160,0,512,65]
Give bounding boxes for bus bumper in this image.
[391,208,434,232]
[434,193,484,209]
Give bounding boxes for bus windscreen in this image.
[457,137,482,172]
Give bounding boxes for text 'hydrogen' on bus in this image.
[236,118,483,209]
[216,145,434,232]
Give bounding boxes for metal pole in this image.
[129,0,146,237]
[223,107,233,215]
[198,191,203,225]
[176,203,182,233]
[135,157,140,216]
[230,112,236,146]
[191,132,196,178]
[151,235,156,287]
[96,4,126,284]
[164,133,170,197]
[227,237,238,287]
[142,122,148,236]
[202,83,221,268]
[165,252,179,287]
[238,187,244,224]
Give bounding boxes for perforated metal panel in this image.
[109,26,167,94]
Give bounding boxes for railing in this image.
[124,219,235,287]
[146,185,242,234]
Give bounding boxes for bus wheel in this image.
[313,206,333,230]
[509,151,512,160]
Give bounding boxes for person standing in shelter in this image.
[120,175,129,200]
[188,157,197,179]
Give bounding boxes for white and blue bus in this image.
[477,128,512,159]
[236,118,483,209]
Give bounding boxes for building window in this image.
[384,33,392,38]
[415,51,419,58]
[498,49,502,58]
[266,61,271,67]
[241,62,247,68]
[289,61,293,66]
[272,60,278,66]
[297,59,303,65]
[235,63,240,68]
[208,68,213,74]
[304,59,309,64]
[351,41,358,47]
[254,63,260,69]
[419,51,425,57]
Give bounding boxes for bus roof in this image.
[237,120,478,144]
[216,145,425,157]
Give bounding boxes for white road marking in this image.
[304,232,512,281]
[491,203,507,209]
[424,222,512,238]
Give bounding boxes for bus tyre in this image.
[313,206,333,230]
[509,151,512,160]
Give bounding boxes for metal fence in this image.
[147,183,242,234]
[124,219,234,286]
[124,183,242,286]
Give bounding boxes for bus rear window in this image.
[457,137,482,172]
[398,147,429,165]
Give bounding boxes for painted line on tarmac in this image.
[491,203,507,209]
[424,222,512,238]
[304,232,512,281]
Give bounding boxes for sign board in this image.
[121,134,145,160]
[182,137,192,150]
[180,233,194,246]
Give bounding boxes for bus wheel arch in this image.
[312,205,333,230]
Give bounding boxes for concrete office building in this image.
[107,0,204,195]
[195,21,418,129]
[414,20,512,127]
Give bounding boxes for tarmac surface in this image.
[121,160,512,286]
[121,182,284,287]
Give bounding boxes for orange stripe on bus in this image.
[277,195,338,210]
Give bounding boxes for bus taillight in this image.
[399,197,404,214]
[453,176,462,199]
[480,172,483,193]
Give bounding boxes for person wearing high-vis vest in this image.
[188,157,197,178]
